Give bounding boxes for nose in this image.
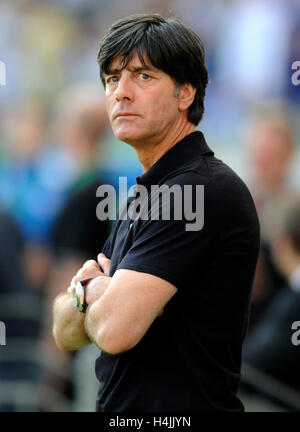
[114,74,133,102]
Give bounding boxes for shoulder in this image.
[165,159,254,204]
[163,160,259,232]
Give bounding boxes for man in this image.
[53,14,260,412]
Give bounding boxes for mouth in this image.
[114,113,139,120]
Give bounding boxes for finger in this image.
[69,259,103,291]
[71,275,78,288]
[97,253,111,276]
[70,268,84,288]
[83,258,106,276]
[82,259,99,270]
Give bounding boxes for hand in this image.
[86,254,112,305]
[67,259,103,293]
[97,253,111,276]
[67,254,112,306]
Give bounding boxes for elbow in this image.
[52,326,68,351]
[52,326,78,352]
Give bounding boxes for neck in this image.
[135,121,195,173]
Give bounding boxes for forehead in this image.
[108,52,158,73]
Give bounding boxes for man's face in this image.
[103,53,181,146]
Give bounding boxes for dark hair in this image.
[97,14,209,125]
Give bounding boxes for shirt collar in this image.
[136,131,214,187]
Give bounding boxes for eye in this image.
[107,75,119,84]
[140,73,150,80]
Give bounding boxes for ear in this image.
[178,84,196,112]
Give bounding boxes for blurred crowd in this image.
[0,0,300,412]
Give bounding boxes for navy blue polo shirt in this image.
[95,131,260,412]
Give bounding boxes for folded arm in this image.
[52,254,111,351]
[53,254,177,354]
[85,267,177,354]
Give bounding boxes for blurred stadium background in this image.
[0,0,300,412]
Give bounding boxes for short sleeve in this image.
[116,174,222,290]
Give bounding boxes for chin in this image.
[114,128,146,145]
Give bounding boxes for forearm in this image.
[53,274,112,351]
[83,277,113,351]
[84,298,106,351]
[52,292,91,351]
[84,270,167,355]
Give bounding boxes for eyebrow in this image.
[104,65,153,77]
